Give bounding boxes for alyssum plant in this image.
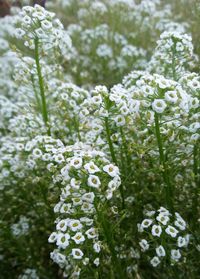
[0,2,199,279]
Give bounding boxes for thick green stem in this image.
[154,113,174,212]
[34,38,51,136]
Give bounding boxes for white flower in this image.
[156,213,170,225]
[141,219,153,229]
[48,232,57,243]
[41,20,53,30]
[177,236,187,247]
[171,249,181,261]
[56,233,70,249]
[152,225,162,237]
[70,178,81,189]
[165,225,178,238]
[85,228,98,239]
[56,220,68,232]
[158,207,170,216]
[72,248,84,259]
[165,91,178,103]
[87,175,101,188]
[70,157,83,169]
[150,256,160,267]
[103,164,119,177]
[93,242,101,253]
[94,258,100,266]
[81,202,94,213]
[72,197,82,206]
[174,214,186,230]
[152,99,167,113]
[72,232,85,244]
[69,220,83,232]
[32,148,42,158]
[156,245,166,257]
[60,203,72,214]
[84,162,100,174]
[82,192,95,203]
[139,239,149,251]
[114,115,126,127]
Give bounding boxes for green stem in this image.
[105,117,125,208]
[172,43,177,81]
[192,144,199,220]
[95,203,124,279]
[105,117,117,164]
[34,38,51,136]
[154,112,174,212]
[31,74,41,111]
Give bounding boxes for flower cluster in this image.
[49,149,121,277]
[11,216,30,237]
[15,4,71,58]
[138,207,190,267]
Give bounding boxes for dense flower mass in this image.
[0,1,200,279]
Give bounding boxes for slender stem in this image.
[172,43,177,81]
[154,112,174,212]
[34,38,51,136]
[192,144,199,220]
[105,117,117,165]
[31,74,41,111]
[105,117,125,208]
[95,203,124,279]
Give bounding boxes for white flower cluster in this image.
[148,31,195,79]
[138,207,190,267]
[49,149,121,277]
[11,216,29,237]
[15,5,71,57]
[18,268,39,279]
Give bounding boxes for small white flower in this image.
[156,245,166,257]
[152,225,162,237]
[84,162,100,174]
[32,148,42,158]
[150,256,160,267]
[94,258,100,266]
[60,203,71,214]
[174,214,186,230]
[85,228,98,239]
[70,157,83,169]
[139,239,149,251]
[56,219,68,232]
[48,232,57,243]
[165,91,178,103]
[41,20,53,30]
[156,213,170,225]
[69,220,83,232]
[171,249,181,261]
[82,192,95,203]
[177,236,186,247]
[114,115,126,127]
[152,99,167,114]
[165,225,178,238]
[93,242,101,253]
[87,175,101,188]
[70,178,81,189]
[141,219,153,229]
[72,248,84,260]
[72,232,85,244]
[103,164,119,177]
[56,233,70,249]
[81,202,94,213]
